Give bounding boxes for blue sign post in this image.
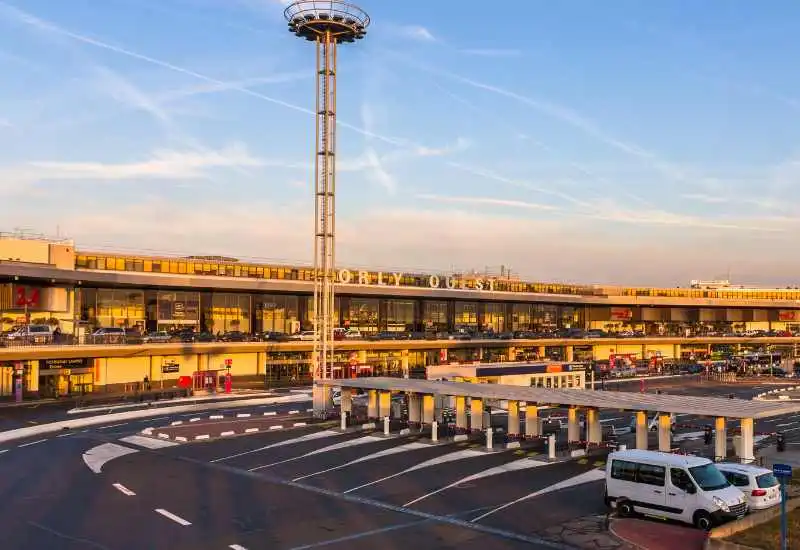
[773,463,792,550]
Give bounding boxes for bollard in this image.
[486,427,493,450]
[431,421,438,442]
[340,410,347,430]
[384,416,390,436]
[548,434,556,459]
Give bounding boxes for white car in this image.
[716,463,782,511]
[289,331,315,341]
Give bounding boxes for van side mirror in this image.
[685,484,697,494]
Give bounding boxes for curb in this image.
[66,390,280,415]
[148,419,327,442]
[0,394,311,445]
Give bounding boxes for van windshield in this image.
[689,464,730,491]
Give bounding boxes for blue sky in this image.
[1,0,799,286]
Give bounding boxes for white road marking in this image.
[250,436,384,471]
[189,418,201,422]
[599,417,623,423]
[175,436,188,442]
[289,410,300,415]
[270,425,283,430]
[158,433,170,439]
[293,422,307,427]
[294,441,430,481]
[343,449,485,494]
[211,429,345,463]
[263,412,277,416]
[113,483,136,496]
[237,413,251,418]
[97,423,129,430]
[155,508,192,526]
[210,415,224,420]
[472,468,606,522]
[18,439,47,448]
[170,421,183,426]
[120,435,179,449]
[221,431,236,437]
[0,449,7,455]
[195,434,210,440]
[141,427,154,435]
[56,432,76,438]
[229,545,248,550]
[150,417,169,422]
[307,408,314,412]
[776,423,797,428]
[83,443,139,473]
[405,458,550,507]
[755,435,770,444]
[245,428,259,433]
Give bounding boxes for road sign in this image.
[774,464,792,550]
[773,463,792,478]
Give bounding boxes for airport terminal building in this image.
[3,234,800,399]
[2,234,800,338]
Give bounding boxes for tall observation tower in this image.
[284,1,369,415]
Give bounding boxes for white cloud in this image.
[416,194,560,211]
[0,2,407,147]
[401,25,436,42]
[18,199,798,285]
[2,143,282,184]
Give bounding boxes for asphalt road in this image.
[1,378,797,550]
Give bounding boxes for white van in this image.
[605,449,747,530]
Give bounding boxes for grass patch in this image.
[727,506,798,550]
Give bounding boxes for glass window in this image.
[385,300,414,332]
[346,298,379,333]
[454,302,478,329]
[482,302,505,332]
[756,473,778,489]
[670,468,694,492]
[423,301,448,331]
[689,464,730,491]
[611,459,637,482]
[722,472,749,487]
[637,464,666,486]
[512,303,533,331]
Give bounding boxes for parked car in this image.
[90,327,126,344]
[4,324,54,345]
[142,331,172,343]
[289,331,315,341]
[219,331,249,342]
[716,463,782,511]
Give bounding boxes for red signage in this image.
[224,358,232,367]
[15,286,40,308]
[610,307,633,321]
[779,310,798,322]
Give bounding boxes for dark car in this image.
[219,331,250,342]
[259,331,290,342]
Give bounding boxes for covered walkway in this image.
[317,378,800,462]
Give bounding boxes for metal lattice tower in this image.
[285,1,369,415]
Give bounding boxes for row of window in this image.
[74,253,800,301]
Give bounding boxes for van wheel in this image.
[693,511,713,531]
[617,500,634,517]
